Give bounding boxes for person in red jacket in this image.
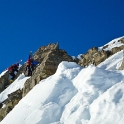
[8,63,19,81]
[25,58,32,76]
[25,51,39,76]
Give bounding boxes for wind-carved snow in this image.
[89,81,124,124]
[60,65,124,124]
[1,37,124,124]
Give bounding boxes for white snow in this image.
[0,70,7,78]
[72,54,82,60]
[98,50,123,70]
[0,37,124,124]
[99,36,124,51]
[0,73,30,103]
[60,65,124,124]
[77,54,82,60]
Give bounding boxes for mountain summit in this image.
[0,36,124,124]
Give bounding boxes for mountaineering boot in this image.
[9,79,14,83]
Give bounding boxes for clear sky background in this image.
[0,0,124,72]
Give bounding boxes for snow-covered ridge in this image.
[98,50,123,70]
[99,36,124,51]
[75,36,124,60]
[0,70,7,78]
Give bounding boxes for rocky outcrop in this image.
[120,57,124,70]
[111,46,124,55]
[0,43,73,121]
[78,37,124,67]
[118,37,124,43]
[22,43,73,96]
[0,72,9,93]
[0,89,22,121]
[78,47,110,67]
[115,38,124,70]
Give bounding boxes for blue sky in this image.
[0,0,124,72]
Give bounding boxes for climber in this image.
[25,57,32,76]
[8,63,19,82]
[25,51,39,76]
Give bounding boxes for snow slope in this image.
[98,50,123,70]
[99,36,124,51]
[0,73,30,103]
[0,37,124,124]
[0,70,7,78]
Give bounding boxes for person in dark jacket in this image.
[8,63,19,81]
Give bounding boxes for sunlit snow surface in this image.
[0,70,7,78]
[99,36,124,51]
[0,73,30,103]
[1,37,124,124]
